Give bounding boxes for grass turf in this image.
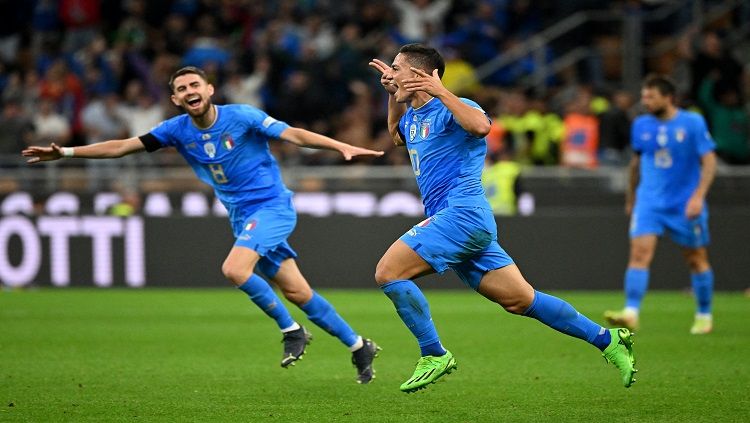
[1,289,748,422]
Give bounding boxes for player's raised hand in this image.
[339,144,385,161]
[22,143,64,164]
[403,68,447,97]
[368,58,397,94]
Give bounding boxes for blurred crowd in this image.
[0,0,748,183]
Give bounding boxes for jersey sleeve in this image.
[144,118,180,151]
[240,104,290,140]
[460,97,491,123]
[692,113,716,156]
[630,117,644,153]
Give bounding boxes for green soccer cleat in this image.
[399,350,457,393]
[690,314,713,335]
[602,328,637,388]
[603,309,639,331]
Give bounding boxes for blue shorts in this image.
[629,205,710,248]
[231,195,298,279]
[399,206,514,290]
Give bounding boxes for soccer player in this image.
[368,44,637,393]
[23,66,382,383]
[605,75,717,335]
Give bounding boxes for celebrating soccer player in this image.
[369,44,637,393]
[22,66,383,384]
[605,75,717,335]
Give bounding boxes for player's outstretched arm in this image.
[22,137,146,164]
[279,127,384,161]
[404,68,491,137]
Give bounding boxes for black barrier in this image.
[1,213,748,290]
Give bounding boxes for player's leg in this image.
[473,262,636,387]
[670,209,713,334]
[376,239,456,392]
[222,245,297,332]
[229,200,309,367]
[605,207,662,330]
[267,254,380,382]
[683,247,714,334]
[604,235,657,330]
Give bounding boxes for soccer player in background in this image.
[369,44,637,393]
[22,66,383,384]
[605,75,717,335]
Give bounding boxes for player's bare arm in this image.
[625,154,641,216]
[22,137,146,164]
[686,151,717,218]
[279,127,384,160]
[404,68,490,137]
[369,58,407,146]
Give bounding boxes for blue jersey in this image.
[399,97,491,216]
[148,104,292,219]
[631,109,715,211]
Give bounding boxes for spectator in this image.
[560,87,599,169]
[31,98,72,147]
[699,76,750,165]
[599,89,635,166]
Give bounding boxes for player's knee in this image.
[281,285,312,305]
[221,261,249,286]
[501,296,532,315]
[374,260,397,285]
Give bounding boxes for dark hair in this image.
[168,66,208,92]
[398,43,445,78]
[643,74,676,97]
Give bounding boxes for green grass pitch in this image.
[1,289,748,422]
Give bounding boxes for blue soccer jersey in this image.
[147,104,292,221]
[631,109,715,211]
[399,97,491,216]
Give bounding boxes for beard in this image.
[183,99,212,117]
[650,106,668,119]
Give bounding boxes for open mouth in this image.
[186,97,202,108]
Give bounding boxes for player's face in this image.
[640,87,672,116]
[390,53,420,103]
[170,73,215,117]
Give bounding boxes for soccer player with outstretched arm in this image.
[369,44,637,393]
[605,75,717,335]
[23,66,383,384]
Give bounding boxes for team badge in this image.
[657,125,667,146]
[675,128,685,142]
[420,121,430,139]
[409,123,417,141]
[204,142,216,158]
[221,133,235,150]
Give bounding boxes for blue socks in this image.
[300,291,359,348]
[238,274,295,330]
[381,280,446,357]
[524,290,611,351]
[624,268,649,309]
[691,269,714,314]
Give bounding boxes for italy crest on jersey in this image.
[221,133,235,150]
[675,128,686,143]
[420,121,430,139]
[204,142,216,158]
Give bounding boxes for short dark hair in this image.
[643,74,676,97]
[168,66,208,92]
[398,43,445,78]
